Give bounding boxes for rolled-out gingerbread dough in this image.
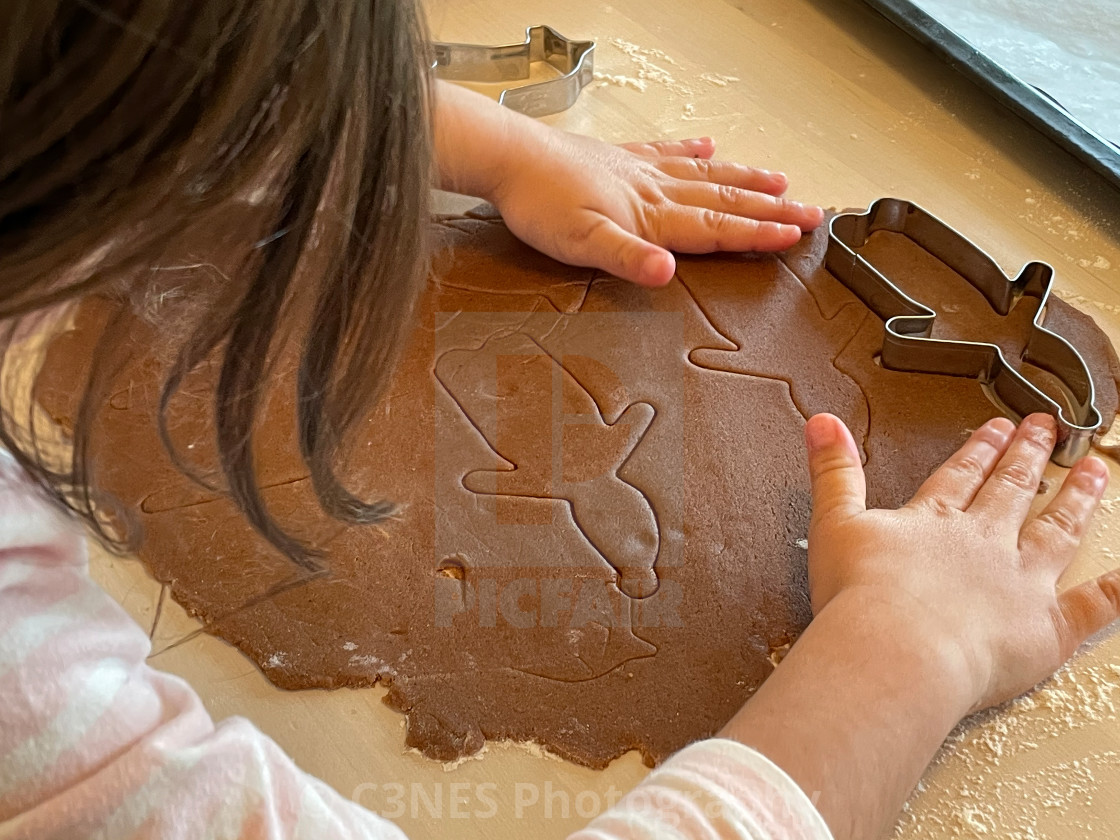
[36,207,1120,769]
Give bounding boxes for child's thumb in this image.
[805,413,866,525]
[574,217,676,287]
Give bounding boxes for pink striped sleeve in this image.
[573,740,832,839]
[0,458,408,840]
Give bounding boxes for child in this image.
[1,2,1117,838]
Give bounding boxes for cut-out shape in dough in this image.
[678,254,871,458]
[436,330,660,598]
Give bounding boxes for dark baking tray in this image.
[859,0,1120,193]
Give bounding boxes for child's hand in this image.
[723,413,1120,839]
[804,412,1120,713]
[433,83,823,287]
[490,132,823,287]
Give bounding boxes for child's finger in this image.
[654,208,803,254]
[968,414,1056,523]
[657,158,789,196]
[571,216,677,286]
[1055,569,1120,660]
[667,181,823,231]
[619,137,716,159]
[909,418,1015,512]
[805,413,867,526]
[1019,456,1108,565]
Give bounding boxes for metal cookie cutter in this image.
[432,25,594,118]
[826,198,1101,467]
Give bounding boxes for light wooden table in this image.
[88,0,1120,836]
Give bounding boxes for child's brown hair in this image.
[0,0,432,568]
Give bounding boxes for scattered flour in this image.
[607,38,692,97]
[593,72,647,92]
[265,652,289,669]
[406,738,565,773]
[1051,287,1120,316]
[894,661,1120,838]
[348,653,395,676]
[699,72,740,87]
[1098,496,1120,516]
[512,740,564,763]
[598,40,740,121]
[439,744,488,771]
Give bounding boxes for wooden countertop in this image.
[88,0,1120,836]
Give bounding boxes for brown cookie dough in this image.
[35,210,1120,769]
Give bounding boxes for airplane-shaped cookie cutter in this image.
[432,25,595,118]
[826,198,1101,467]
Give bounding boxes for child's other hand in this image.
[433,83,821,286]
[804,412,1120,714]
[490,132,823,287]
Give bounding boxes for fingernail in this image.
[688,137,714,156]
[805,416,839,453]
[638,250,675,286]
[984,416,1016,442]
[1025,412,1057,438]
[1081,457,1109,491]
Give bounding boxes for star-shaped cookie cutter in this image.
[433,25,595,118]
[826,198,1101,467]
